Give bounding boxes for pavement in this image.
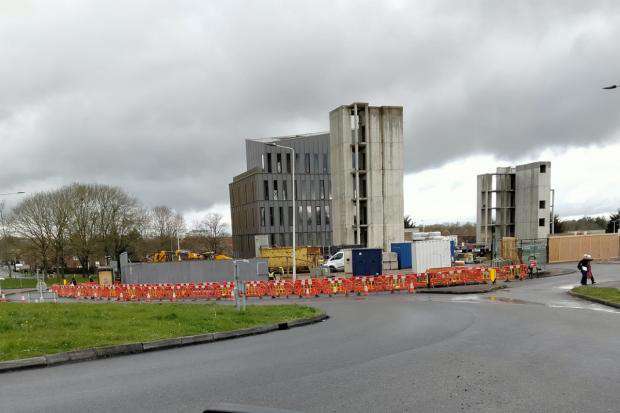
[1,262,620,413]
[594,280,620,289]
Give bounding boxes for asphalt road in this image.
[1,263,619,413]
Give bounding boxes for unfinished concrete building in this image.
[329,102,404,251]
[476,161,552,248]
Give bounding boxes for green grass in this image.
[572,286,620,305]
[0,302,319,361]
[0,276,91,289]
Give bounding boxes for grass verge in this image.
[571,286,620,305]
[0,276,91,289]
[0,302,319,361]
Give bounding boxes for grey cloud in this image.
[1,0,619,213]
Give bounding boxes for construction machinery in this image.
[147,250,232,263]
[259,246,322,273]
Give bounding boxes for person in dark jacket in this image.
[577,254,595,285]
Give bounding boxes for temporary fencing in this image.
[50,265,529,301]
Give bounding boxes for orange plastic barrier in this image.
[49,264,537,301]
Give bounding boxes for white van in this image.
[323,251,345,272]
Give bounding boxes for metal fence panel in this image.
[120,256,267,284]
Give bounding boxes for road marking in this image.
[548,304,619,314]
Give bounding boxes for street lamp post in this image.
[550,189,555,234]
[266,143,297,282]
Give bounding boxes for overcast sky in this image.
[1,0,619,225]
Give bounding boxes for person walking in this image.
[577,254,596,285]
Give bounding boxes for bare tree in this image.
[67,183,101,275]
[0,201,10,276]
[150,205,185,250]
[9,193,54,275]
[198,212,229,254]
[47,187,72,277]
[96,185,144,262]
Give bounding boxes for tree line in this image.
[0,183,229,276]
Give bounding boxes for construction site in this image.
[99,102,620,286]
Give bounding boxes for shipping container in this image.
[411,239,451,273]
[390,242,413,269]
[351,248,383,276]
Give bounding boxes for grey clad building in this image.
[230,133,332,258]
[230,102,405,258]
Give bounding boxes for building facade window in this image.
[276,153,282,173]
[260,207,265,227]
[288,206,293,227]
[298,205,303,226]
[294,180,298,201]
[539,218,545,227]
[311,179,316,199]
[539,200,546,209]
[282,179,288,200]
[273,180,278,200]
[267,153,272,173]
[305,153,310,173]
[323,153,328,173]
[316,206,321,225]
[263,180,269,201]
[320,180,325,200]
[269,207,274,226]
[261,154,265,171]
[307,205,312,226]
[286,153,291,173]
[325,205,330,225]
[314,154,319,173]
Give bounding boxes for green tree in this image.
[552,214,565,234]
[607,209,620,233]
[404,215,415,229]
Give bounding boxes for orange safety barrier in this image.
[49,264,540,301]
